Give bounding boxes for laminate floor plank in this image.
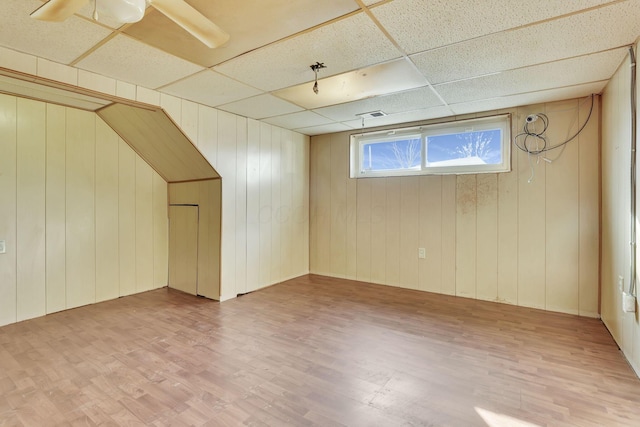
[1,274,640,426]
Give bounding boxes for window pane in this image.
[361,138,422,171]
[426,129,502,166]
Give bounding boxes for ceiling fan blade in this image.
[31,0,89,22]
[149,0,229,48]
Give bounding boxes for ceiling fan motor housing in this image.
[98,0,146,23]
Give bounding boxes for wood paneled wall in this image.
[310,98,599,317]
[601,44,640,375]
[159,95,310,299]
[0,94,168,327]
[168,179,222,299]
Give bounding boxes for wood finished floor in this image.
[1,275,640,426]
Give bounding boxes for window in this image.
[350,114,511,178]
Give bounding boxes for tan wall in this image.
[0,94,169,327]
[160,98,310,300]
[601,44,640,375]
[168,179,222,299]
[310,98,599,316]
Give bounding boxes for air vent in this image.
[357,110,387,119]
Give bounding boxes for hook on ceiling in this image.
[310,62,326,94]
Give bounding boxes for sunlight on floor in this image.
[475,407,541,427]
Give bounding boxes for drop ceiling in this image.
[1,0,639,136]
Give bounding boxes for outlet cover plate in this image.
[0,240,5,254]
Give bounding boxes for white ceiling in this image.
[1,0,639,135]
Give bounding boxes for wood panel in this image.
[270,127,282,283]
[258,123,272,286]
[66,108,96,309]
[356,178,372,282]
[180,99,198,143]
[0,94,17,325]
[95,117,120,302]
[16,98,46,321]
[497,139,519,304]
[456,174,477,298]
[441,175,457,296]
[235,116,248,294]
[369,178,386,284]
[135,157,154,293]
[314,134,331,275]
[419,176,442,293]
[245,120,261,292]
[218,111,237,297]
[197,104,218,163]
[279,131,294,280]
[476,174,498,301]
[330,134,348,278]
[168,205,199,295]
[385,178,401,286]
[545,100,580,314]
[119,139,137,297]
[152,172,168,290]
[97,104,218,182]
[45,103,67,314]
[517,105,547,309]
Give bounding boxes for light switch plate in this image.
[0,240,5,254]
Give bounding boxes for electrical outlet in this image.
[418,248,426,259]
[619,275,624,291]
[0,240,5,254]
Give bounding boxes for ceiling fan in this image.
[30,0,230,48]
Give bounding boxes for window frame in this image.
[349,114,511,178]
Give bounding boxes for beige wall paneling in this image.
[476,174,498,301]
[345,160,358,280]
[369,177,387,284]
[0,95,17,326]
[95,117,120,302]
[168,180,221,299]
[135,157,154,293]
[441,175,457,296]
[259,122,272,287]
[456,174,477,298]
[168,205,199,295]
[516,104,547,309]
[180,99,199,143]
[313,134,331,275]
[356,178,372,282]
[218,111,237,298]
[545,100,580,315]
[160,93,181,125]
[16,98,46,321]
[385,177,401,287]
[235,116,248,294]
[270,127,282,283]
[45,104,67,314]
[66,108,96,309]
[296,132,310,277]
[246,119,261,292]
[279,131,294,280]
[118,139,137,297]
[197,105,218,162]
[399,177,420,289]
[497,122,519,304]
[578,98,600,317]
[308,132,319,274]
[153,172,168,289]
[419,176,443,293]
[330,134,348,278]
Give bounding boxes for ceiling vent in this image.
[357,110,387,119]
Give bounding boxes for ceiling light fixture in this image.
[94,0,145,23]
[310,62,326,95]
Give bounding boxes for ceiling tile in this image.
[160,70,263,107]
[0,46,37,75]
[341,105,456,130]
[411,1,640,85]
[273,59,428,109]
[372,0,618,54]
[213,12,402,91]
[294,122,353,136]
[263,111,334,129]
[124,0,360,67]
[218,94,303,119]
[0,0,113,64]
[434,48,627,104]
[76,34,204,89]
[449,81,607,116]
[313,86,444,122]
